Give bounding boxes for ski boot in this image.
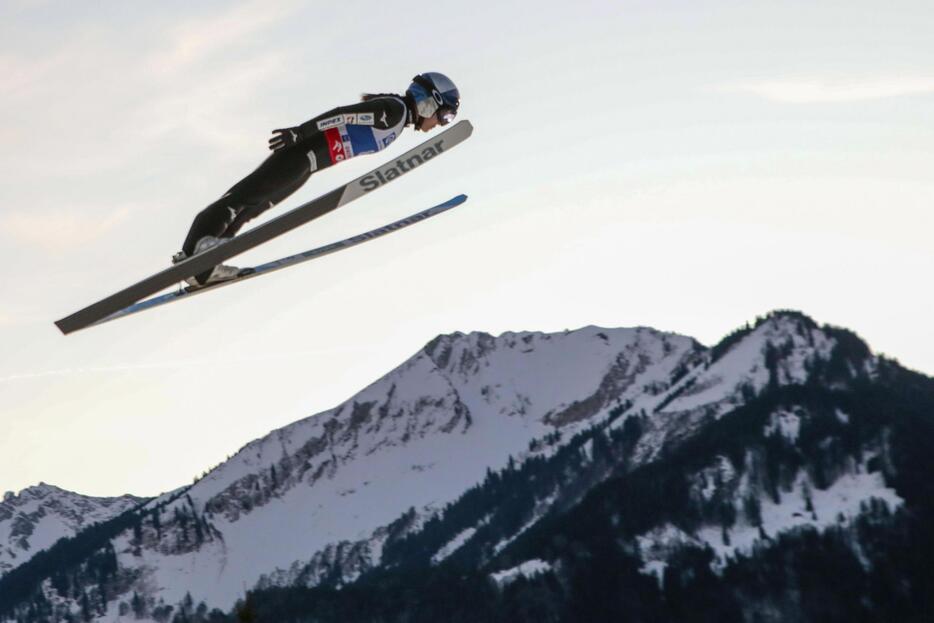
[172,236,241,287]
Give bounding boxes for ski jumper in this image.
[181,96,411,256]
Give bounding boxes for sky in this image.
[2,0,933,497]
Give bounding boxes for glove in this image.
[268,127,303,151]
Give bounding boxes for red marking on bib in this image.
[325,128,345,163]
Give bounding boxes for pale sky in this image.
[2,0,933,497]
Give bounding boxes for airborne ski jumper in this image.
[54,74,471,335]
[175,72,461,286]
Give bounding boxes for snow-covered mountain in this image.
[111,325,699,614]
[369,311,901,579]
[0,484,143,577]
[3,311,931,623]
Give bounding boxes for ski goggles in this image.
[437,106,457,125]
[412,75,458,125]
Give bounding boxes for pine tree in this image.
[236,595,257,623]
[132,591,146,618]
[80,591,91,622]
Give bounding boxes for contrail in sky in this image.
[0,347,367,384]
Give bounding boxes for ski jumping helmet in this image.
[407,72,460,126]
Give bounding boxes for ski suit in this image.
[181,96,411,256]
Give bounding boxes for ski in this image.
[82,195,467,330]
[54,120,473,335]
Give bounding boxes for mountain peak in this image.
[0,483,144,578]
[4,482,142,505]
[23,481,63,496]
[422,325,680,374]
[643,310,878,436]
[757,309,819,329]
[2,482,67,504]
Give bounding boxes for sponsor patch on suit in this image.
[316,115,345,131]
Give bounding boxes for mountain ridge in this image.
[4,310,932,623]
[0,483,144,579]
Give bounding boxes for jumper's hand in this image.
[268,127,303,151]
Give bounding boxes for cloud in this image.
[0,53,60,97]
[0,1,302,180]
[0,349,336,383]
[151,0,301,75]
[722,76,934,103]
[0,207,129,252]
[133,51,292,153]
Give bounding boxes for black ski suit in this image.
[181,96,412,257]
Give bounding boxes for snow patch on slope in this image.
[431,514,492,565]
[490,559,553,587]
[764,408,802,442]
[637,465,903,580]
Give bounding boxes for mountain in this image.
[2,311,933,623]
[0,484,143,578]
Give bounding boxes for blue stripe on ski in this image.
[91,195,467,328]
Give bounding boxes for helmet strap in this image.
[403,92,420,127]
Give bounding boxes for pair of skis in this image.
[54,120,473,335]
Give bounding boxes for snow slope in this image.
[105,326,698,614]
[0,483,142,577]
